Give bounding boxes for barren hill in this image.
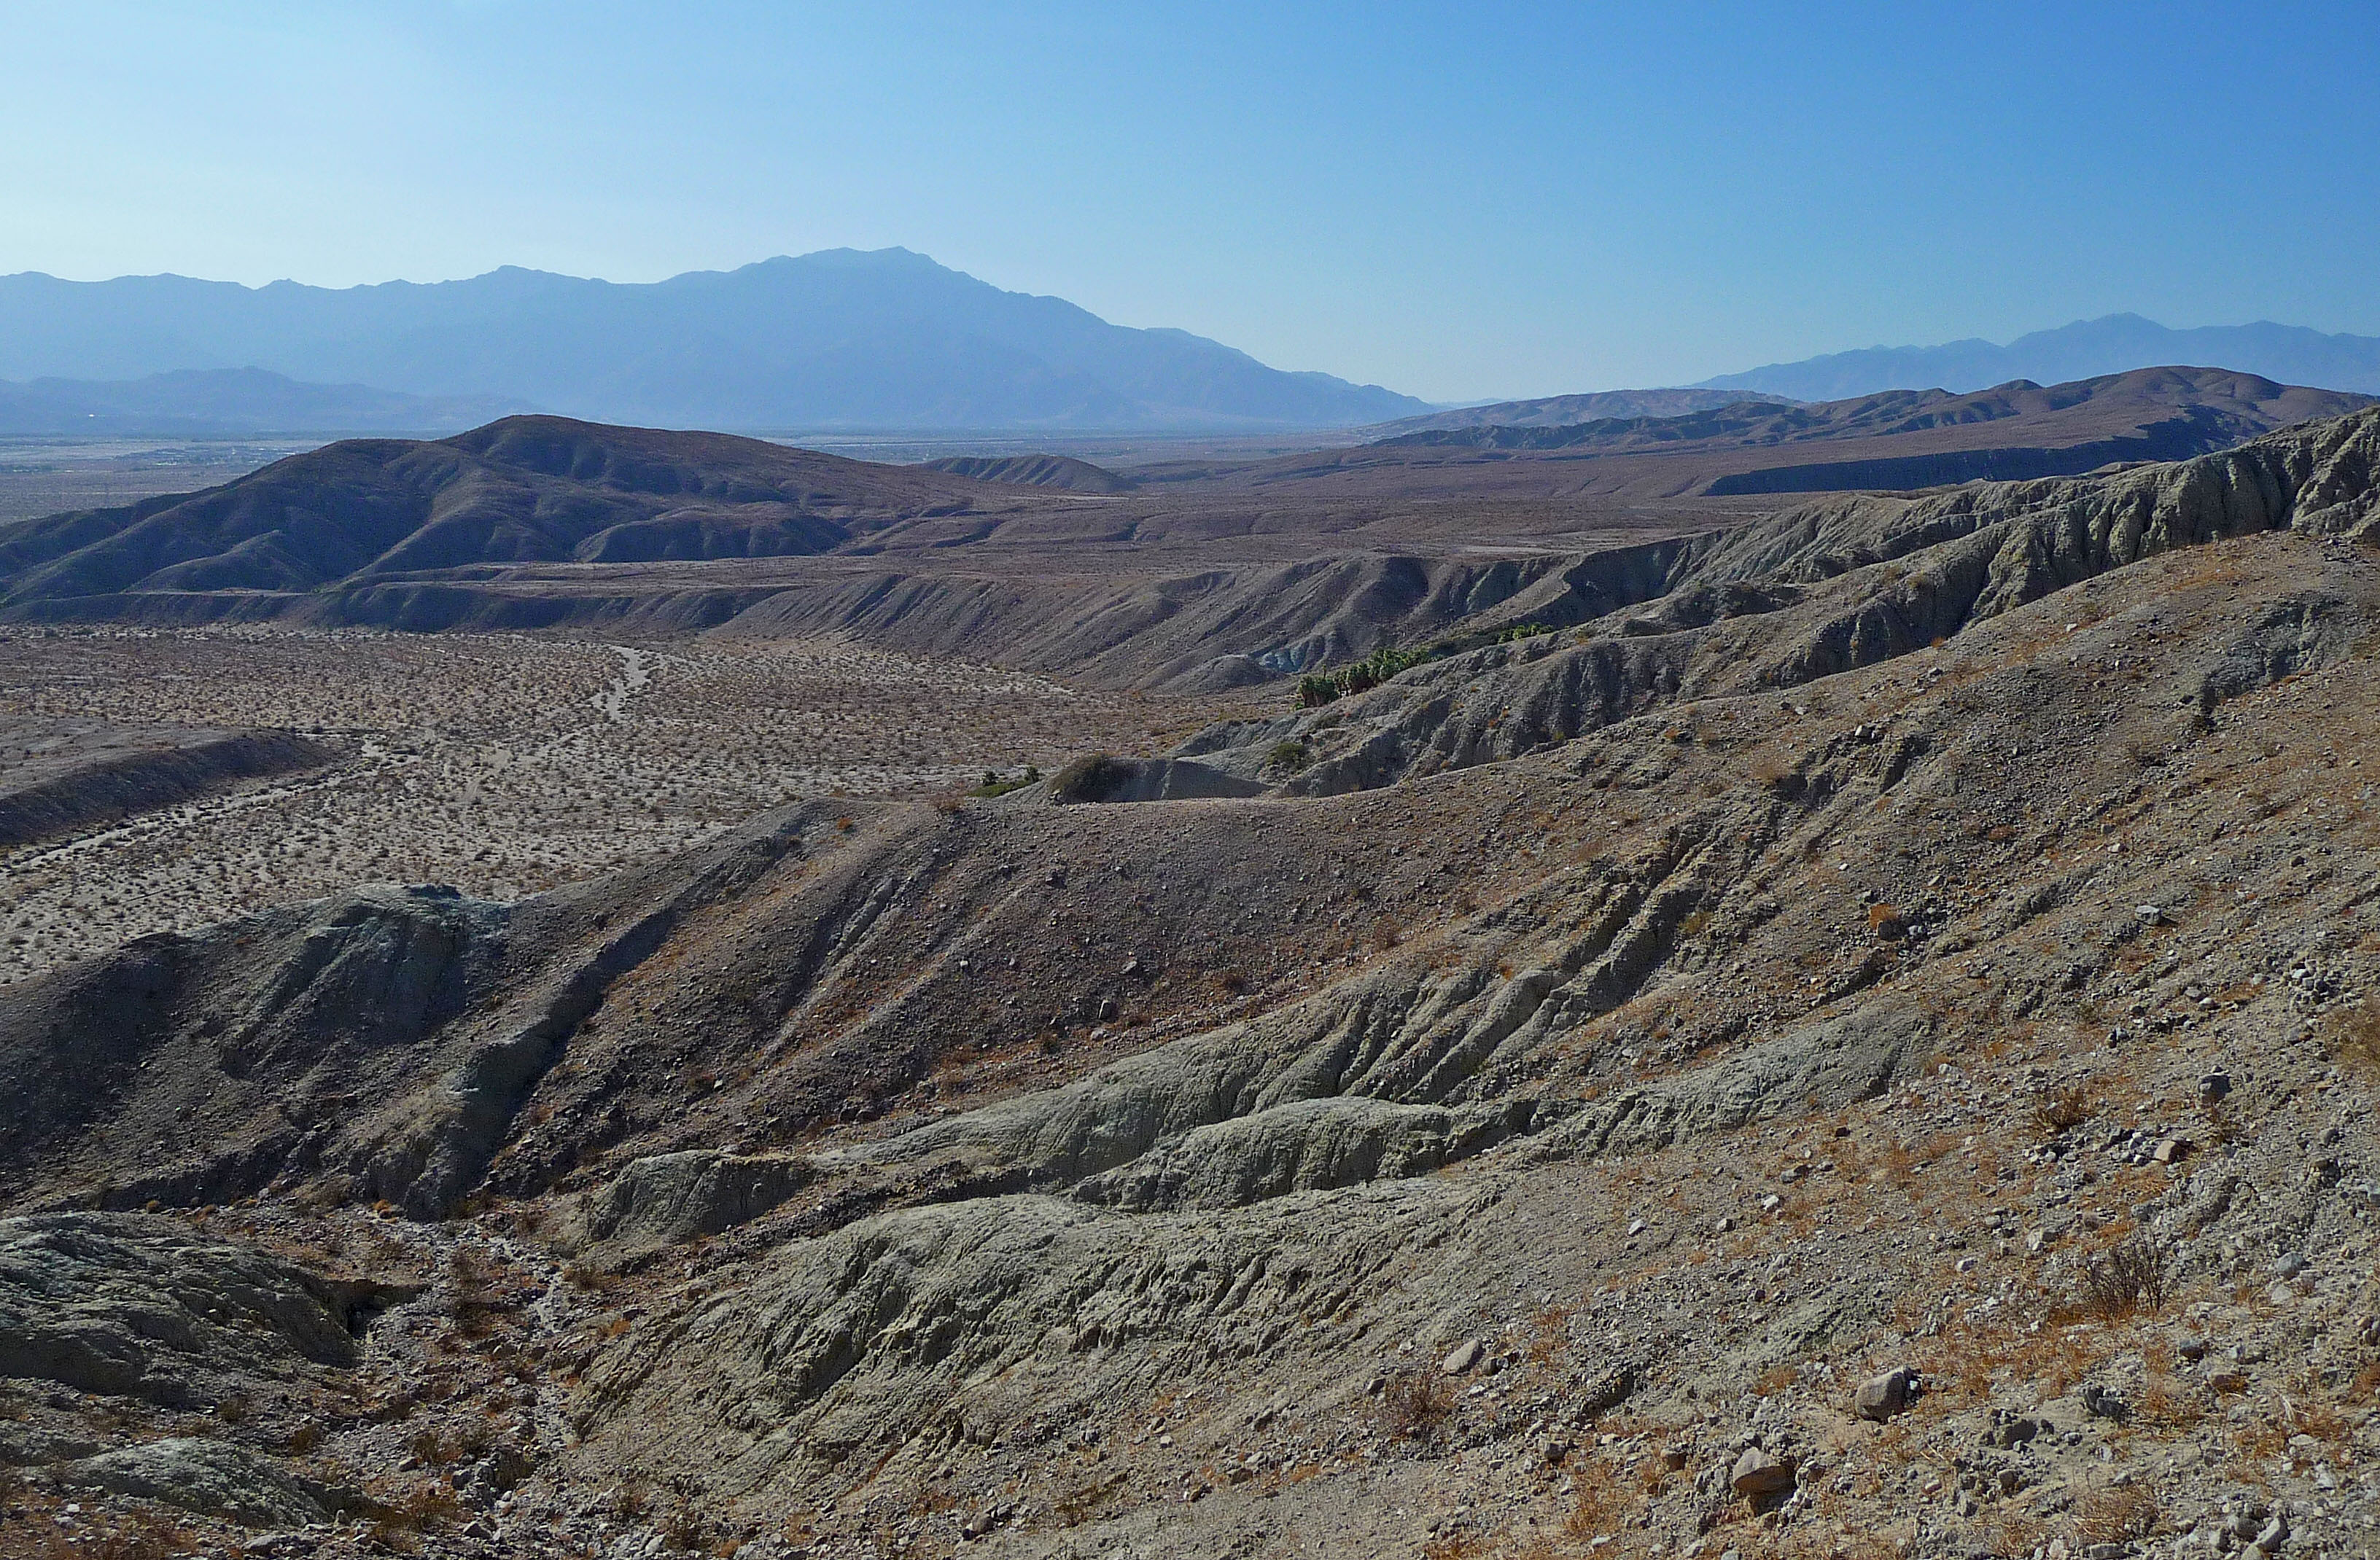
[0,416,1030,610]
[2,409,2379,1556]
[917,453,1138,492]
[1199,366,2370,499]
[5,378,2365,700]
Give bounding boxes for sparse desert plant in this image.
[1267,740,1312,773]
[1378,1370,1454,1442]
[2075,1234,2169,1319]
[2327,997,2380,1077]
[2029,1081,2093,1138]
[971,765,1041,797]
[1987,1509,2048,1560]
[447,1244,512,1335]
[2072,1483,2160,1545]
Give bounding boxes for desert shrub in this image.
[373,1475,464,1540]
[2029,1082,2093,1138]
[2076,1235,2169,1319]
[1267,741,1311,773]
[1378,1370,1454,1441]
[970,765,1041,797]
[447,1244,513,1335]
[2072,1483,2160,1545]
[1496,622,1552,643]
[2328,997,2380,1076]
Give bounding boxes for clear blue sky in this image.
[3,1,2375,400]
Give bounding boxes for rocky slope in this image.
[4,410,2380,1559]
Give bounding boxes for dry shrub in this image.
[2328,997,2380,1076]
[1525,1301,1575,1368]
[658,1499,709,1550]
[2278,1379,2349,1447]
[373,1477,464,1542]
[1563,1464,1638,1540]
[447,1244,513,1336]
[2072,1483,2160,1545]
[607,1478,653,1521]
[2030,1082,2093,1138]
[2074,1235,2169,1319]
[1987,1508,2048,1560]
[1379,1370,1455,1442]
[2135,1342,2206,1430]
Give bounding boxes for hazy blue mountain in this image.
[0,367,532,437]
[1699,314,2380,400]
[0,249,1426,431]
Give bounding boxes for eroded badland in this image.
[4,400,2380,1560]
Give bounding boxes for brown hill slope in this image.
[917,453,1138,492]
[3,410,2380,1554]
[0,416,1028,611]
[1227,366,2376,500]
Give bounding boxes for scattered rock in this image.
[1730,1448,1795,1499]
[1441,1339,1483,1375]
[1852,1366,1913,1421]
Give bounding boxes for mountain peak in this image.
[0,253,1426,431]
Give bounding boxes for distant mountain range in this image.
[1698,313,2380,401]
[0,368,532,437]
[0,249,1425,432]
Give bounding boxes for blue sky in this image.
[2,1,2375,399]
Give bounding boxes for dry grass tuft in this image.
[1378,1370,1455,1443]
[2328,997,2380,1077]
[2072,1483,2160,1545]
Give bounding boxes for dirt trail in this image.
[588,646,655,724]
